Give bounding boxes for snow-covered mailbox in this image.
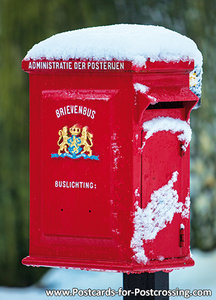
[22,25,202,272]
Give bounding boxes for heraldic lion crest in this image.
[51,124,99,160]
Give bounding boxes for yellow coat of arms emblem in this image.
[51,124,99,160]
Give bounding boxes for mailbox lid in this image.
[22,24,203,102]
[23,24,202,74]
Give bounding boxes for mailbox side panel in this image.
[141,107,190,261]
[129,70,197,271]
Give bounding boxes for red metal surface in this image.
[22,58,198,273]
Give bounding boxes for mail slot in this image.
[21,25,202,272]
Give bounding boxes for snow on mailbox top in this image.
[25,24,202,66]
[23,24,203,97]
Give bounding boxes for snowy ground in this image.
[0,250,215,299]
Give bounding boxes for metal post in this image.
[123,272,169,299]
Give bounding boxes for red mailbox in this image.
[22,25,202,272]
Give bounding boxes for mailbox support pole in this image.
[123,272,169,299]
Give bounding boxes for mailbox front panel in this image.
[28,72,134,263]
[41,90,114,239]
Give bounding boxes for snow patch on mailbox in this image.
[142,117,192,152]
[182,192,190,219]
[131,171,182,264]
[134,83,157,104]
[111,133,122,170]
[134,83,149,94]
